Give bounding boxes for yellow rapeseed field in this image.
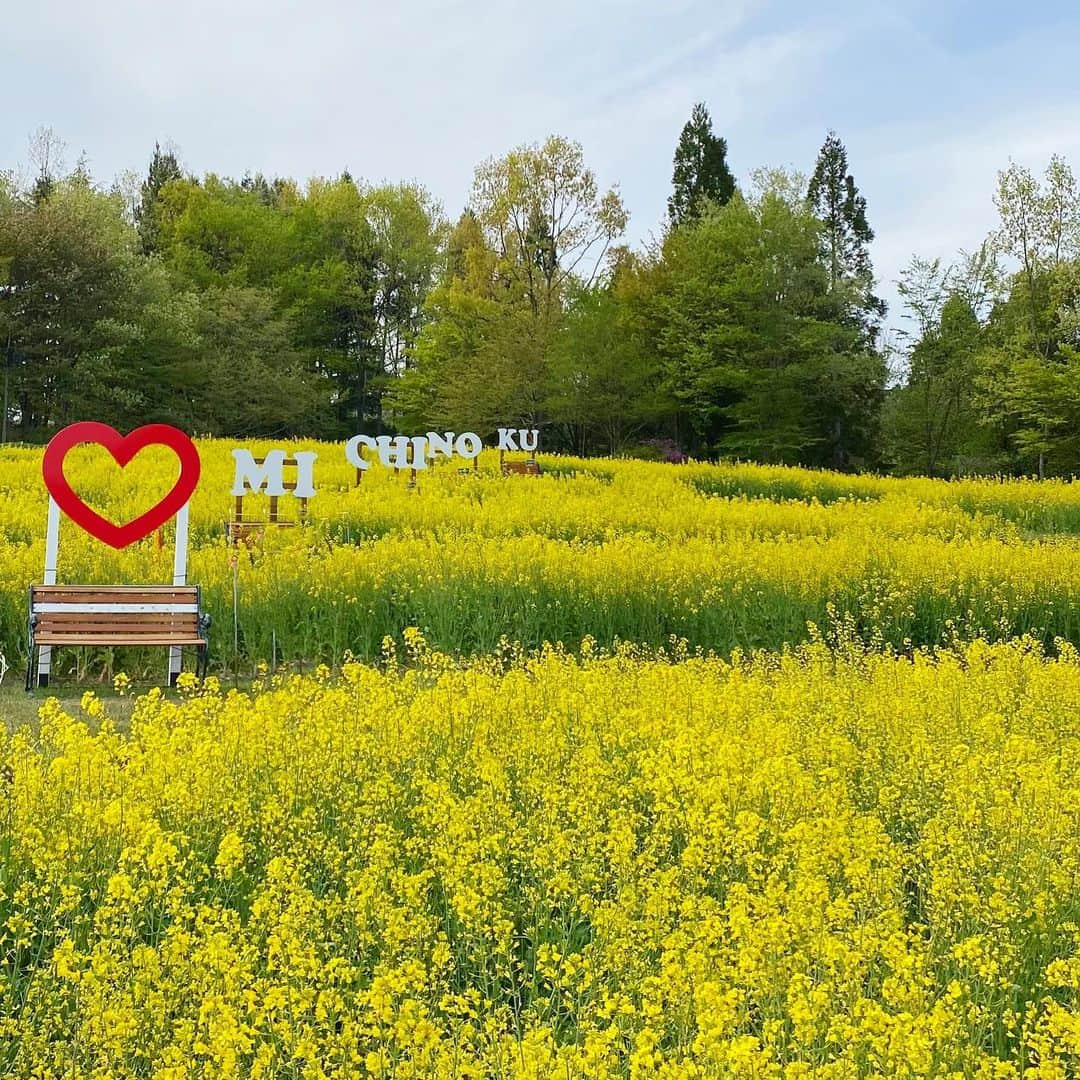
[3,440,1080,671]
[1,637,1079,1076]
[2,442,1079,1075]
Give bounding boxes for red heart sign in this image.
[42,422,201,549]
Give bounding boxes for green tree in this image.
[136,142,184,255]
[363,182,446,376]
[154,172,382,435]
[471,135,627,318]
[0,174,136,436]
[27,127,66,206]
[284,177,380,435]
[396,137,627,436]
[546,275,669,455]
[885,289,984,475]
[985,260,1080,474]
[194,286,323,436]
[978,156,1080,474]
[77,261,204,431]
[806,130,885,339]
[667,103,736,227]
[993,156,1079,360]
[655,171,884,467]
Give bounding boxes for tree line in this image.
[2,113,1079,475]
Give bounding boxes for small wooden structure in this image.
[229,455,309,541]
[501,450,541,476]
[27,584,209,688]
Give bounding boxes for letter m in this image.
[231,449,287,497]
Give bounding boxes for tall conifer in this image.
[807,130,885,335]
[136,142,183,254]
[667,103,736,227]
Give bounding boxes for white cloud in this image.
[3,0,1079,348]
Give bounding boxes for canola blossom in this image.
[4,441,1080,674]
[1,637,1079,1076]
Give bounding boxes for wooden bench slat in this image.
[36,630,200,639]
[34,604,198,614]
[35,634,206,646]
[36,614,200,624]
[36,621,199,633]
[36,613,198,622]
[37,626,203,632]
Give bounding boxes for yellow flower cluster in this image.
[1,637,1079,1076]
[4,441,1080,672]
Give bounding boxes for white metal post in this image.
[37,497,60,687]
[169,502,190,685]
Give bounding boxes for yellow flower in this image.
[215,830,246,878]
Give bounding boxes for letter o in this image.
[455,432,482,459]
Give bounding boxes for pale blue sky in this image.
[4,0,1080,343]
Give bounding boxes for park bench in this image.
[501,458,542,476]
[27,584,210,688]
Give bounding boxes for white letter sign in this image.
[345,434,377,470]
[231,449,286,497]
[455,432,482,459]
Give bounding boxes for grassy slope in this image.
[0,682,136,734]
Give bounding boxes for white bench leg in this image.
[168,646,182,686]
[37,645,51,688]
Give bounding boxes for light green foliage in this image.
[887,154,1080,477]
[885,258,994,476]
[393,137,629,436]
[546,277,669,456]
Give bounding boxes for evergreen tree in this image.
[806,131,885,336]
[667,103,736,227]
[239,172,275,205]
[136,142,183,254]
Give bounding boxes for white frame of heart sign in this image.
[36,422,202,687]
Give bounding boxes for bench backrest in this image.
[30,585,202,642]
